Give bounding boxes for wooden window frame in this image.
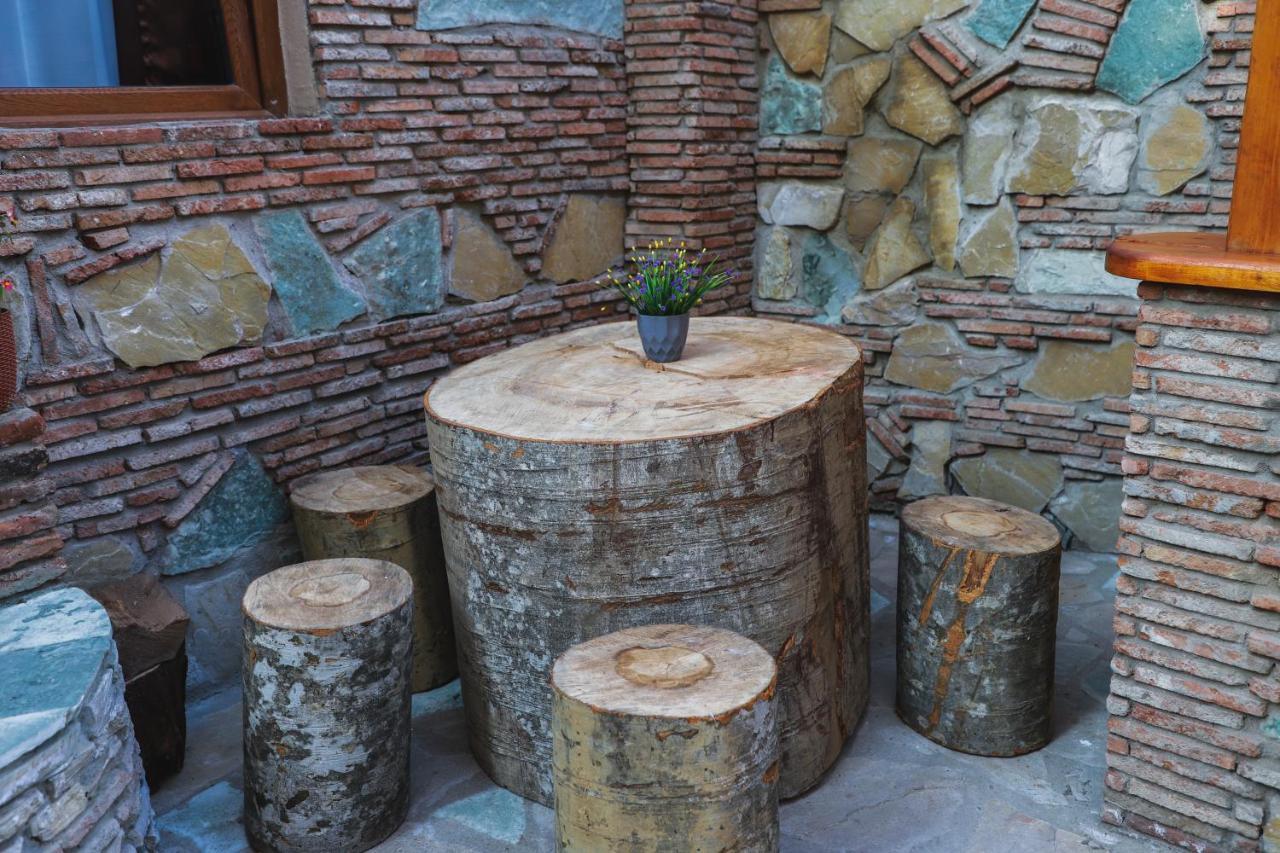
[0,0,288,127]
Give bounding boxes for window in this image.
[0,0,287,125]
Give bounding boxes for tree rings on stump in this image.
[290,464,456,692]
[896,495,1062,756]
[552,624,780,852]
[242,559,413,852]
[424,316,870,804]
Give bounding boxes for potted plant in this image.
[604,239,734,363]
[1,208,18,411]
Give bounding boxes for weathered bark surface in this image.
[242,559,413,852]
[290,465,456,692]
[425,317,869,804]
[552,625,779,852]
[896,495,1062,756]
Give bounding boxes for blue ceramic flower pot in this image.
[636,313,690,363]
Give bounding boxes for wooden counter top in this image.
[1106,232,1280,293]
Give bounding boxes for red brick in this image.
[303,166,377,185]
[60,127,163,147]
[176,157,265,179]
[0,408,45,447]
[0,530,63,571]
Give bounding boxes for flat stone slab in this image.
[1015,248,1134,297]
[416,0,624,39]
[541,195,626,285]
[0,588,112,769]
[951,447,1064,514]
[75,226,270,369]
[1024,340,1136,402]
[759,183,845,230]
[256,211,366,337]
[762,56,823,136]
[967,0,1036,48]
[450,209,524,303]
[1096,0,1205,105]
[162,453,290,576]
[344,210,446,321]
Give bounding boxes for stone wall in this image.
[1105,282,1280,850]
[750,0,1247,547]
[0,587,157,851]
[0,0,758,693]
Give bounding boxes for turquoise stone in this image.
[436,789,527,845]
[344,210,445,321]
[1263,715,1280,741]
[801,233,860,323]
[966,0,1037,49]
[155,781,251,852]
[163,453,289,575]
[417,0,623,39]
[0,588,112,767]
[1096,0,1205,104]
[256,211,366,337]
[761,57,823,137]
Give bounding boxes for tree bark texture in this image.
[896,496,1062,756]
[290,465,457,692]
[552,625,779,852]
[242,559,413,852]
[424,317,870,804]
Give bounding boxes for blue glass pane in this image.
[0,0,119,88]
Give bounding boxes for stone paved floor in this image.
[154,515,1163,852]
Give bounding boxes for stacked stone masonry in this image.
[0,588,157,851]
[0,0,762,691]
[1105,283,1280,851]
[750,0,1250,554]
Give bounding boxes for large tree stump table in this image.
[424,316,869,804]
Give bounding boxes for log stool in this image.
[897,495,1062,756]
[242,559,413,852]
[290,465,456,692]
[552,624,780,853]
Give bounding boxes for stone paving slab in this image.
[155,516,1162,852]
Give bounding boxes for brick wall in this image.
[1105,282,1280,850]
[0,0,758,690]
[626,0,760,276]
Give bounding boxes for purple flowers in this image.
[603,239,735,316]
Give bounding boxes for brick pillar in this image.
[624,0,759,311]
[1104,282,1280,849]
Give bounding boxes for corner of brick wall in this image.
[1105,281,1280,850]
[625,0,759,312]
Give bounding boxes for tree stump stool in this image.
[897,495,1062,756]
[552,624,780,853]
[425,316,869,804]
[242,559,413,852]
[290,464,456,692]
